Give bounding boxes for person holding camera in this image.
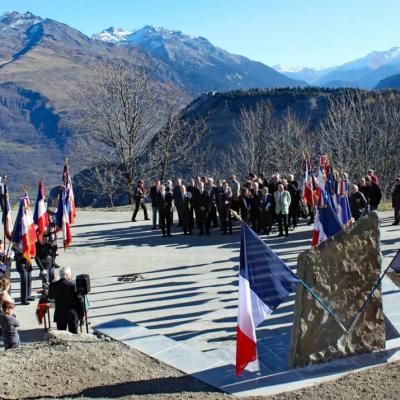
[48,267,84,334]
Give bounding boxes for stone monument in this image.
[288,212,385,368]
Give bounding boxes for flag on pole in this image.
[55,187,72,249]
[337,178,352,226]
[12,193,37,260]
[311,191,343,247]
[389,250,400,273]
[62,162,76,224]
[302,159,314,207]
[236,223,299,376]
[33,179,49,241]
[2,183,13,240]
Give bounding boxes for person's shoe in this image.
[152,226,157,230]
[131,219,136,222]
[21,301,30,305]
[145,218,150,221]
[168,234,172,237]
[278,233,284,237]
[392,222,399,226]
[285,233,289,237]
[184,232,187,235]
[163,234,167,238]
[27,296,36,301]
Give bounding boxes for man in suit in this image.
[177,185,192,235]
[187,179,198,229]
[258,187,273,235]
[173,179,183,227]
[157,185,173,237]
[48,267,84,334]
[196,182,211,235]
[149,179,160,230]
[206,178,218,229]
[287,174,300,230]
[274,184,291,237]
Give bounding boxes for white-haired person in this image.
[48,267,84,334]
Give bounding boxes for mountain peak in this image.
[0,10,41,28]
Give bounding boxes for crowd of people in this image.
[131,169,400,238]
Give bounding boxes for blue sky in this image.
[1,0,400,68]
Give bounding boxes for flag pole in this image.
[299,279,347,333]
[347,254,399,333]
[2,174,6,256]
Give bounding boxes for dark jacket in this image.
[149,186,159,207]
[134,186,145,203]
[349,191,368,221]
[392,185,400,208]
[156,191,173,216]
[368,183,382,205]
[196,190,210,212]
[0,313,19,349]
[177,193,192,228]
[48,278,84,324]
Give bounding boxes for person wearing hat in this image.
[391,177,400,226]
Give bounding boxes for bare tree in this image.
[77,59,166,203]
[147,110,208,182]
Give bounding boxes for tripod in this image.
[79,293,89,333]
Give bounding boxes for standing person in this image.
[173,179,183,227]
[258,187,273,235]
[240,188,251,223]
[35,232,55,290]
[14,249,33,305]
[178,185,192,235]
[365,176,382,212]
[157,185,173,238]
[221,181,233,235]
[0,301,20,350]
[196,182,210,236]
[367,169,379,185]
[349,184,368,221]
[206,178,218,229]
[48,267,84,334]
[250,182,261,231]
[391,177,400,226]
[287,174,300,230]
[165,180,174,224]
[187,179,197,229]
[358,178,370,202]
[149,179,161,230]
[230,175,241,213]
[131,180,150,222]
[274,184,291,237]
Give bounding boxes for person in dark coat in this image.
[35,230,55,290]
[220,182,233,235]
[239,188,251,224]
[365,177,382,212]
[258,187,273,235]
[0,301,20,350]
[206,178,218,229]
[250,182,261,231]
[173,179,183,227]
[391,177,400,225]
[131,180,150,222]
[349,185,368,221]
[48,267,84,334]
[196,182,211,235]
[157,185,173,237]
[177,185,192,235]
[149,179,160,230]
[287,175,300,230]
[14,249,33,305]
[187,179,198,229]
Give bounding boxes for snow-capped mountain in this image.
[93,25,306,93]
[277,47,400,88]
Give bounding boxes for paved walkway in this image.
[2,210,400,395]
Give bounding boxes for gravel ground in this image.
[0,332,399,400]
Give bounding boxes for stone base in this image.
[289,212,385,368]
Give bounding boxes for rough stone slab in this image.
[289,212,385,368]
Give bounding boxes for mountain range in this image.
[276,47,400,89]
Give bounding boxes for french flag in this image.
[236,223,299,376]
[33,179,49,241]
[311,191,343,247]
[62,163,77,224]
[302,160,314,207]
[389,250,400,273]
[55,188,72,249]
[12,194,37,260]
[2,183,13,240]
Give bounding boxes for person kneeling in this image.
[48,267,84,334]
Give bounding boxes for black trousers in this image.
[276,212,289,235]
[221,209,232,234]
[288,206,298,228]
[159,212,172,236]
[198,209,210,234]
[16,263,32,303]
[208,204,218,228]
[132,201,149,221]
[394,206,400,224]
[57,317,78,334]
[261,210,273,233]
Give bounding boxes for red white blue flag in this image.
[62,163,76,224]
[33,179,49,241]
[2,183,13,240]
[12,193,37,261]
[55,186,72,249]
[236,223,299,376]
